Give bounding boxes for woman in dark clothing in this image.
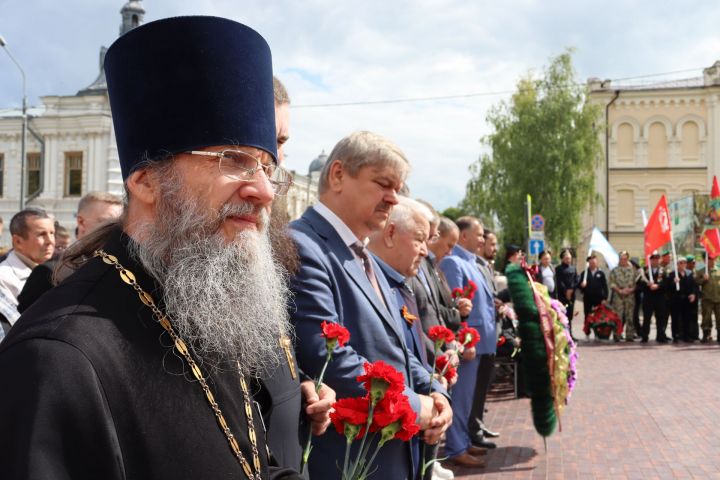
[556,249,578,338]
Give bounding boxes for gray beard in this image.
[126,171,292,376]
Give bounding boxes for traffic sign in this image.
[529,239,545,256]
[531,214,545,231]
[529,231,545,241]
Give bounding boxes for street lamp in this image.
[0,34,28,210]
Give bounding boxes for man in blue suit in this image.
[439,216,496,469]
[368,197,433,376]
[369,197,468,480]
[289,131,452,480]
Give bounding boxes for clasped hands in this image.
[418,393,453,445]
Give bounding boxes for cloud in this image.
[2,0,720,211]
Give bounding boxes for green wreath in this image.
[505,263,557,437]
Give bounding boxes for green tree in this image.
[462,50,602,250]
[440,207,465,221]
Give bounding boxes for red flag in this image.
[712,176,720,199]
[701,229,720,259]
[644,195,672,257]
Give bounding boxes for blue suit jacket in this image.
[439,245,497,355]
[289,207,445,480]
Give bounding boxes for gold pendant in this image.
[279,335,297,379]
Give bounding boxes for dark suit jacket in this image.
[663,269,699,302]
[0,228,299,480]
[555,263,578,304]
[476,256,497,296]
[421,256,462,332]
[17,260,58,314]
[289,207,445,480]
[579,268,608,305]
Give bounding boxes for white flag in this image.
[589,227,619,270]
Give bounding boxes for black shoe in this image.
[641,337,648,343]
[471,437,497,449]
[656,338,669,344]
[481,425,500,438]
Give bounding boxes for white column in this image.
[46,133,59,199]
[86,133,95,192]
[708,93,720,185]
[106,120,123,194]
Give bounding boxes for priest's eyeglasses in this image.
[187,149,294,195]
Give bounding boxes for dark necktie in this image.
[350,242,386,307]
[399,282,429,365]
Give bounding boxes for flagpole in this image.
[670,232,680,291]
[641,209,654,283]
[526,194,532,260]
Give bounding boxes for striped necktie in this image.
[350,242,386,307]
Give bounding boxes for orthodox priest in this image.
[0,16,301,480]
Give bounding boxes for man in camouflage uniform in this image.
[695,255,720,342]
[610,251,636,341]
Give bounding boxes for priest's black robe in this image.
[0,228,301,480]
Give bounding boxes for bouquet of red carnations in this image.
[329,361,420,480]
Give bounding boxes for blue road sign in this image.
[531,214,545,231]
[529,239,545,256]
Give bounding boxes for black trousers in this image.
[669,299,682,340]
[566,299,576,336]
[468,353,496,438]
[670,299,697,341]
[583,297,603,318]
[633,290,642,335]
[688,301,699,340]
[643,296,668,340]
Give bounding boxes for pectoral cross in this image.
[279,335,297,379]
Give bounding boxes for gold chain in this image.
[95,249,262,480]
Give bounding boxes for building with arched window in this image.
[0,1,319,246]
[586,63,720,255]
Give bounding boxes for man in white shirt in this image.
[0,208,55,323]
[289,131,452,479]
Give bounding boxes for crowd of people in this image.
[0,14,715,480]
[533,248,720,344]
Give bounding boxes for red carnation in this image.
[464,280,478,300]
[357,361,405,404]
[434,353,450,373]
[321,321,350,348]
[434,354,457,384]
[443,364,457,383]
[451,287,464,299]
[371,394,419,443]
[457,322,481,348]
[428,325,455,345]
[330,396,370,440]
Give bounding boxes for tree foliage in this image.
[440,207,466,221]
[461,50,602,250]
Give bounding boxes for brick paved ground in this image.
[450,337,720,479]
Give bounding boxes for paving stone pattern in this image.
[452,339,720,479]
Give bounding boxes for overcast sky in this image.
[1,0,719,210]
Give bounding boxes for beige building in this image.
[0,1,318,246]
[585,62,720,257]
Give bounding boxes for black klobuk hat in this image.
[104,16,277,180]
